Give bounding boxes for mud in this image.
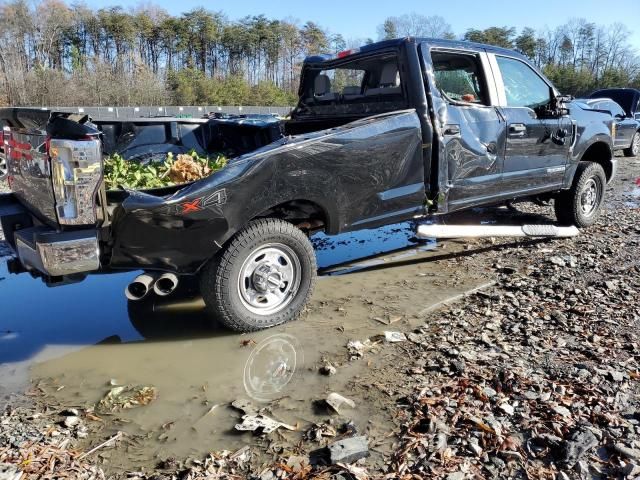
[25,249,488,474]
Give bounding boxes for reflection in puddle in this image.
[243,334,302,402]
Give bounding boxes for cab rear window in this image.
[297,53,408,116]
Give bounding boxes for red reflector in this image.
[337,48,359,58]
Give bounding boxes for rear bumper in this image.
[1,193,100,277]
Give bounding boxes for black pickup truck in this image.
[0,38,616,331]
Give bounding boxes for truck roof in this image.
[304,37,527,64]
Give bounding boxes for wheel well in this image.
[580,142,613,181]
[254,200,327,233]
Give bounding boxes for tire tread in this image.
[200,218,317,332]
[554,161,606,228]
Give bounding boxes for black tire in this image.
[623,131,640,157]
[200,218,317,332]
[554,162,606,228]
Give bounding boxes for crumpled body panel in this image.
[108,110,426,273]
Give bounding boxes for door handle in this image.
[443,124,460,136]
[509,123,527,134]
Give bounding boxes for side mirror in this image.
[615,113,625,120]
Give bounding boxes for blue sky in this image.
[90,0,640,48]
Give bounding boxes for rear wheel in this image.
[200,218,317,332]
[554,162,606,228]
[624,131,640,157]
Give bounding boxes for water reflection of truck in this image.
[0,38,616,332]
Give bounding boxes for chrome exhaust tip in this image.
[153,273,179,297]
[125,273,157,301]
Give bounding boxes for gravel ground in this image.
[1,158,639,479]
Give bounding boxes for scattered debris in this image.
[319,362,337,376]
[384,331,407,343]
[328,436,369,464]
[231,398,259,415]
[78,431,124,460]
[325,392,356,414]
[305,422,337,442]
[62,415,80,428]
[561,424,599,467]
[234,415,295,434]
[97,385,157,412]
[614,443,640,463]
[346,339,376,360]
[0,463,21,480]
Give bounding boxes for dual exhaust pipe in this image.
[125,272,179,301]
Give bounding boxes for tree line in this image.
[0,2,638,107]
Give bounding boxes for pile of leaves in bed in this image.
[103,151,227,190]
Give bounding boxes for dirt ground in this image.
[1,154,639,479]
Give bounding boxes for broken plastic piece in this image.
[326,392,356,414]
[234,414,295,434]
[384,331,407,343]
[231,398,259,415]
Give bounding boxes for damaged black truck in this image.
[0,38,617,332]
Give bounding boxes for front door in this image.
[491,54,571,196]
[421,45,506,212]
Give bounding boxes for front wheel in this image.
[623,131,640,157]
[554,162,606,228]
[200,218,317,332]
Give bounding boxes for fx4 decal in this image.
[162,189,227,215]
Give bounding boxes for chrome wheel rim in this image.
[632,134,640,156]
[237,243,301,315]
[0,153,7,178]
[579,178,601,217]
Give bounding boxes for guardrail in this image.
[31,105,294,119]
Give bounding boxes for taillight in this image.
[3,129,13,189]
[337,48,360,59]
[49,137,103,225]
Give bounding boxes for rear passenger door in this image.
[490,54,571,195]
[420,44,506,212]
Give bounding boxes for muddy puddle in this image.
[0,218,500,473]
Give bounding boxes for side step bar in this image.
[416,224,580,239]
